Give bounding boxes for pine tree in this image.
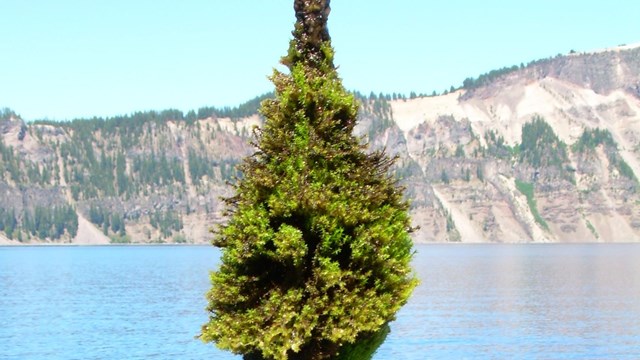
[200,1,417,359]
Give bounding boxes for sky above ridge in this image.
[1,0,639,121]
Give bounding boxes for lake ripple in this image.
[1,244,639,359]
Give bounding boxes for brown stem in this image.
[287,0,333,67]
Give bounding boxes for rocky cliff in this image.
[1,44,639,244]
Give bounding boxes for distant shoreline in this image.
[2,241,639,247]
[0,242,211,247]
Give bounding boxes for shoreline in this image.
[0,241,212,247]
[2,241,639,247]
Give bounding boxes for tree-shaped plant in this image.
[200,1,417,359]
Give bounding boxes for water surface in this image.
[379,244,640,359]
[1,244,639,359]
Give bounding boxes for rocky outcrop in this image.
[380,44,640,242]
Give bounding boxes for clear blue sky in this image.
[1,0,639,121]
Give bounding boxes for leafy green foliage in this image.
[445,210,456,233]
[519,116,569,168]
[572,128,616,152]
[0,134,57,185]
[0,108,18,121]
[0,208,17,239]
[483,130,514,159]
[133,153,185,188]
[617,159,638,183]
[88,205,126,236]
[0,204,78,241]
[573,128,638,184]
[463,64,521,90]
[515,180,549,231]
[353,93,394,139]
[109,233,132,244]
[188,150,241,184]
[197,93,274,120]
[334,324,389,360]
[200,1,417,359]
[518,116,574,183]
[462,54,560,91]
[149,209,183,238]
[476,165,485,182]
[585,219,599,239]
[440,169,450,184]
[2,101,242,242]
[187,149,218,184]
[173,233,188,243]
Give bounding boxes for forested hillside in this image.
[0,101,261,243]
[2,44,640,243]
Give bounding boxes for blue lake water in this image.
[1,244,639,359]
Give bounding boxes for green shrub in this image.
[515,179,549,231]
[200,1,417,359]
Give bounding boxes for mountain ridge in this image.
[1,44,639,244]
